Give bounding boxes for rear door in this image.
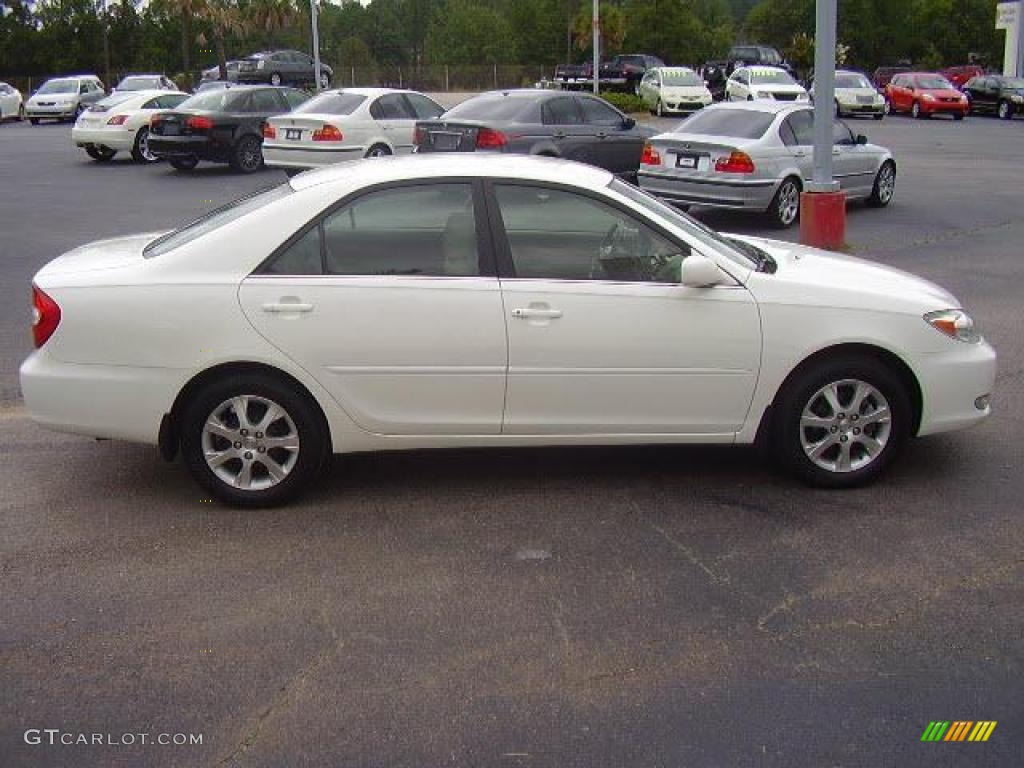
[369,93,416,151]
[540,95,591,163]
[239,181,508,435]
[779,109,814,180]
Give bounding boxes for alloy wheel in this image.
[876,163,895,204]
[138,128,156,162]
[799,379,892,473]
[777,181,800,226]
[201,395,300,491]
[270,73,282,86]
[998,100,1010,119]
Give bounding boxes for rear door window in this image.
[370,94,414,119]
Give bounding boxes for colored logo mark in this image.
[921,721,997,742]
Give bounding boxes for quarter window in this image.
[493,184,687,283]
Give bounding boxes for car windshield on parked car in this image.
[674,108,775,139]
[36,79,78,95]
[835,73,873,89]
[915,75,954,89]
[751,70,797,85]
[293,91,367,115]
[662,71,704,87]
[116,76,165,91]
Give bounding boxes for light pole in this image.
[592,0,599,94]
[310,0,322,91]
[101,0,111,91]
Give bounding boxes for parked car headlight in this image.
[257,60,265,70]
[922,93,936,102]
[925,309,981,343]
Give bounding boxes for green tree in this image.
[424,0,516,64]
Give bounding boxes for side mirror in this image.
[680,254,724,287]
[622,116,636,129]
[856,133,867,145]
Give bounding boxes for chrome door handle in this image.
[262,301,313,313]
[552,131,566,139]
[793,150,807,157]
[512,307,563,319]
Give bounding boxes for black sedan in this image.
[414,90,653,179]
[148,86,308,173]
[963,74,1024,119]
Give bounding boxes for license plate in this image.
[432,133,461,150]
[285,128,301,140]
[675,154,698,169]
[162,122,179,136]
[857,95,873,104]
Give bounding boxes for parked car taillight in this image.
[312,124,343,142]
[715,150,755,173]
[262,123,276,139]
[107,114,127,125]
[187,115,213,131]
[31,284,61,348]
[640,143,661,165]
[475,128,507,149]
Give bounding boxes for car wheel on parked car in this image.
[769,177,801,228]
[180,373,328,507]
[364,143,392,158]
[85,146,116,162]
[131,127,158,163]
[773,354,910,488]
[867,161,896,207]
[231,135,264,173]
[998,100,1013,119]
[270,72,282,87]
[911,101,924,119]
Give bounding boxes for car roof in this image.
[290,154,613,193]
[325,87,417,98]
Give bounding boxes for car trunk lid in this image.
[35,233,166,279]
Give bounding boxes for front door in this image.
[239,181,507,435]
[576,94,642,175]
[488,182,761,435]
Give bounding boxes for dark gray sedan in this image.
[413,90,652,177]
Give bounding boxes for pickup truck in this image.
[553,61,595,89]
[600,54,666,94]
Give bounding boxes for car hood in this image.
[917,88,963,98]
[660,86,710,98]
[835,87,880,99]
[752,83,806,95]
[732,236,958,312]
[36,232,166,279]
[27,94,75,103]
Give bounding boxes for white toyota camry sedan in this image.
[21,156,996,506]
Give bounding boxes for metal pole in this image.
[102,0,111,91]
[809,0,838,192]
[310,0,322,91]
[592,0,599,94]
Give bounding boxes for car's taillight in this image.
[107,114,128,125]
[262,122,276,139]
[150,115,163,128]
[312,124,343,141]
[714,150,755,173]
[475,127,507,149]
[641,143,661,165]
[186,115,213,131]
[31,284,61,348]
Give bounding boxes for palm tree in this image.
[246,0,295,50]
[197,0,248,80]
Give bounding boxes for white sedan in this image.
[262,87,444,171]
[0,81,24,121]
[726,66,809,102]
[21,155,996,506]
[72,89,189,162]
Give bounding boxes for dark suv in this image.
[236,50,333,89]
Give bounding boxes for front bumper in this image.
[838,101,885,115]
[638,169,778,210]
[26,105,77,119]
[660,100,711,113]
[72,125,135,152]
[915,339,997,436]
[921,100,969,115]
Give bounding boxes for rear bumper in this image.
[915,340,997,436]
[148,134,228,162]
[637,170,778,210]
[262,143,363,169]
[72,126,135,151]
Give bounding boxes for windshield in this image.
[37,79,78,95]
[177,89,244,111]
[609,179,753,270]
[835,73,872,89]
[676,108,775,139]
[145,185,292,258]
[915,75,953,89]
[117,77,159,91]
[295,91,366,116]
[751,70,796,85]
[662,71,703,87]
[444,94,533,121]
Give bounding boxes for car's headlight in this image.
[925,309,981,343]
[1012,94,1024,103]
[922,93,936,101]
[257,60,265,70]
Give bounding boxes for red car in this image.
[942,65,984,89]
[885,72,969,119]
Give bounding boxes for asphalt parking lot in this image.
[1,111,1022,767]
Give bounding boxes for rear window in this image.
[178,89,246,111]
[443,94,534,121]
[676,108,775,139]
[144,185,292,258]
[295,91,366,115]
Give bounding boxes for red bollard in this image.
[799,190,847,251]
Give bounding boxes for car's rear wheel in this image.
[29,117,39,125]
[768,177,801,228]
[773,355,911,487]
[169,156,199,171]
[998,100,1013,119]
[866,161,896,207]
[131,127,158,163]
[85,146,116,162]
[270,72,282,86]
[231,134,264,173]
[365,143,391,158]
[181,374,328,507]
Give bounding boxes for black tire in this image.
[269,72,282,86]
[364,143,392,158]
[953,112,964,121]
[998,100,1013,119]
[169,156,199,171]
[319,73,331,90]
[230,134,264,173]
[768,176,801,229]
[772,354,911,488]
[873,113,884,120]
[29,117,39,125]
[85,146,116,162]
[911,101,924,119]
[866,160,896,208]
[131,126,158,163]
[181,373,328,507]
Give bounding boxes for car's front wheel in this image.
[85,146,116,162]
[269,72,282,86]
[911,101,924,119]
[867,161,896,207]
[773,354,911,487]
[998,100,1013,119]
[181,374,328,507]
